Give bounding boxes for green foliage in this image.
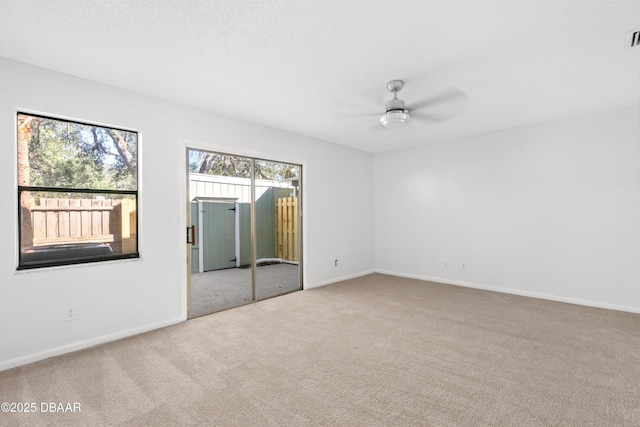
[189,150,299,180]
[26,116,137,192]
[255,159,298,180]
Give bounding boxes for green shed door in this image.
[202,201,236,271]
[190,202,199,273]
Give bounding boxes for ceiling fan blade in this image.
[407,86,468,112]
[341,118,384,130]
[410,111,455,124]
[330,111,380,122]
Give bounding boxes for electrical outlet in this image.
[334,259,339,267]
[64,305,79,322]
[443,262,448,268]
[461,263,466,270]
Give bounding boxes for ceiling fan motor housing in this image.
[385,97,406,113]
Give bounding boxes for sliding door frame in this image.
[185,146,303,317]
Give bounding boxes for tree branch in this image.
[105,129,137,176]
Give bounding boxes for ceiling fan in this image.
[380,79,412,128]
[374,79,468,129]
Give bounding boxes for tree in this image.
[190,150,298,181]
[17,114,138,194]
[17,115,35,246]
[192,152,251,177]
[105,128,137,177]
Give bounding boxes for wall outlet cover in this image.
[64,306,79,322]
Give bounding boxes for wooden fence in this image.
[28,198,136,254]
[275,197,298,262]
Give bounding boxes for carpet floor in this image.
[2,273,640,426]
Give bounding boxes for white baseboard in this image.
[0,317,184,372]
[6,270,637,371]
[375,269,640,315]
[306,269,376,289]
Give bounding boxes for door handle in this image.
[186,225,196,245]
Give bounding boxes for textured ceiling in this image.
[1,1,639,153]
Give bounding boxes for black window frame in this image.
[16,112,140,270]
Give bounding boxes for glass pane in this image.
[19,191,137,268]
[17,113,137,191]
[188,150,254,316]
[255,159,301,299]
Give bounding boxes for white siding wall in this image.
[189,174,295,203]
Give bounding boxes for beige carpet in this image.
[2,273,640,426]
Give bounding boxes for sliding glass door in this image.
[187,149,301,317]
[255,159,301,300]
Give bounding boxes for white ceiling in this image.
[1,1,639,153]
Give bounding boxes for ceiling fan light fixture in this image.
[380,110,411,128]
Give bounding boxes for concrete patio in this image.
[190,263,300,317]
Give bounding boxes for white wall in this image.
[0,57,375,370]
[375,106,640,312]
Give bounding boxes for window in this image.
[17,113,139,269]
